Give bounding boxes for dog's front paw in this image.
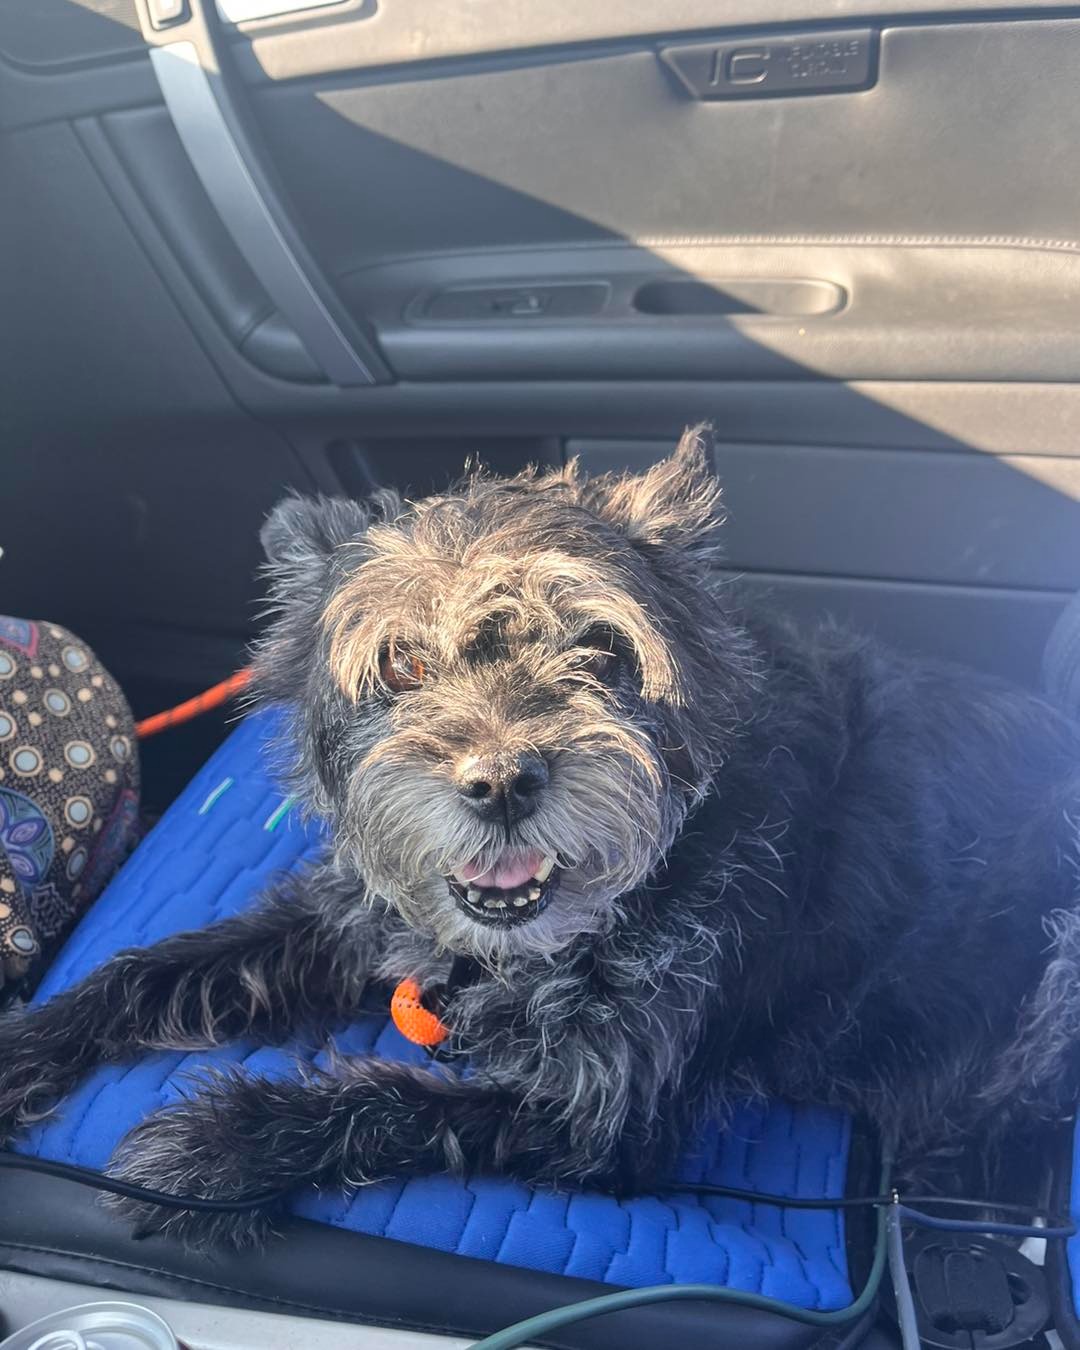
[106,1094,283,1250]
[0,1005,77,1143]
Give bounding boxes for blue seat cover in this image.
[1066,1125,1080,1317]
[16,711,853,1307]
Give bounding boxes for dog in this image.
[0,426,1078,1247]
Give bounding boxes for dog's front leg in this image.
[0,862,376,1143]
[106,1057,591,1247]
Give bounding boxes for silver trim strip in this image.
[216,0,346,23]
[149,40,375,386]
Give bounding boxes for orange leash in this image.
[135,668,253,740]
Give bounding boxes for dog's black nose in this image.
[458,753,549,824]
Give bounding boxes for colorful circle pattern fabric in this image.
[0,617,140,988]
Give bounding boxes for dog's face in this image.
[256,430,756,960]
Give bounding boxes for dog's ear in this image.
[260,495,373,599]
[254,496,378,731]
[592,424,725,557]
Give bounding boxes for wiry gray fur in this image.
[0,426,1078,1248]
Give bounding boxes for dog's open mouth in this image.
[447,850,558,925]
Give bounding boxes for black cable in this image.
[1,1151,1073,1240]
[897,1204,1076,1241]
[674,1180,1075,1233]
[3,1155,884,1216]
[673,1180,892,1209]
[0,1152,285,1212]
[901,1193,1070,1219]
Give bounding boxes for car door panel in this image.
[4,0,1080,720]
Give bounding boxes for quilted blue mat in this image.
[16,711,853,1307]
[1067,1125,1080,1315]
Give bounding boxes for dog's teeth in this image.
[467,887,482,904]
[534,855,557,883]
[527,886,542,901]
[485,898,507,909]
[513,897,528,907]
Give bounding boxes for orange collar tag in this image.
[391,977,450,1047]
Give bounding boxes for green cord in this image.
[469,1156,892,1350]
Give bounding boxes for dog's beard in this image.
[342,735,678,961]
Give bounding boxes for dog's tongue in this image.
[460,849,545,890]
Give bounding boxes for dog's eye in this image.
[574,627,618,678]
[379,647,426,693]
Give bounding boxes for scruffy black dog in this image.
[1,428,1078,1246]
